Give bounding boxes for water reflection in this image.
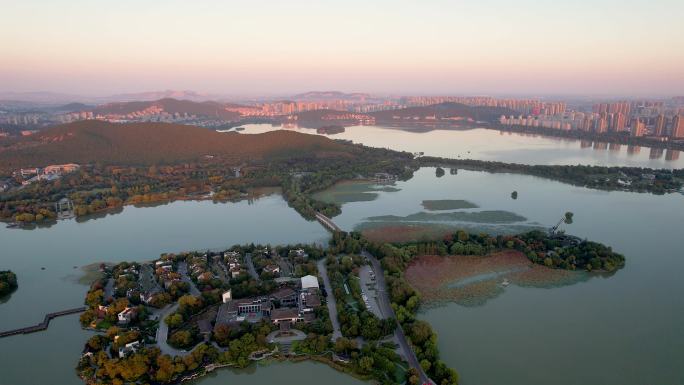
[234,124,684,168]
[650,147,664,159]
[666,149,680,161]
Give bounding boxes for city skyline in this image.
[2,0,683,96]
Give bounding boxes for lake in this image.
[318,167,684,385]
[234,124,684,169]
[0,195,331,385]
[1,158,683,384]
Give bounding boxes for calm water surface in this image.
[237,124,684,168]
[324,168,684,385]
[1,162,683,384]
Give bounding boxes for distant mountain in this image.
[370,102,516,123]
[0,92,87,105]
[106,90,216,102]
[291,91,372,102]
[88,98,242,120]
[0,90,220,104]
[52,103,93,113]
[0,121,358,171]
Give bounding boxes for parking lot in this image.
[358,265,383,319]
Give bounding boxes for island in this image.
[316,125,346,135]
[0,270,18,296]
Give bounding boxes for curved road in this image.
[154,261,202,357]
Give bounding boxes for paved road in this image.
[363,251,434,385]
[317,259,342,340]
[152,303,189,357]
[177,262,201,296]
[103,278,114,301]
[244,253,261,281]
[153,262,202,357]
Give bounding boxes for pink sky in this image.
[2,0,683,96]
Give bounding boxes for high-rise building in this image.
[631,118,645,137]
[594,116,608,133]
[612,113,626,132]
[671,115,684,138]
[655,114,666,136]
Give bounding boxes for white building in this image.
[301,275,319,290]
[118,341,141,358]
[117,307,136,325]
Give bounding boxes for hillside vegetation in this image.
[89,98,241,120]
[0,120,357,171]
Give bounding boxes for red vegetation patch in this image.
[405,251,580,306]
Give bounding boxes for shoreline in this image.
[2,187,283,229]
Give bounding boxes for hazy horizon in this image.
[2,0,683,96]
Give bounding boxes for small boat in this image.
[501,278,510,287]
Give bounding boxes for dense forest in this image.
[0,121,357,171]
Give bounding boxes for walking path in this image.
[0,307,86,338]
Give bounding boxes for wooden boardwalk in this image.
[0,307,86,338]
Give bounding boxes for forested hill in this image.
[89,98,242,120]
[0,120,359,171]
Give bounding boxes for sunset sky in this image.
[2,0,683,96]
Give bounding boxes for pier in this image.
[0,307,86,338]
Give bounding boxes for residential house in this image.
[117,307,137,325]
[118,341,141,358]
[263,264,280,275]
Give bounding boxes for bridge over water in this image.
[0,307,86,338]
